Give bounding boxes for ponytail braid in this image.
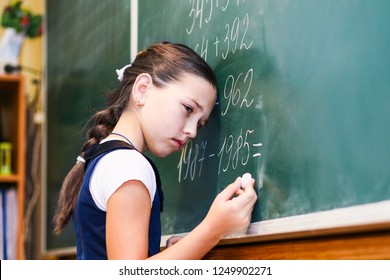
[53,100,125,234]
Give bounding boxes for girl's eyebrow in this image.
[189,97,204,111]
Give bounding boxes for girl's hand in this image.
[202,177,257,240]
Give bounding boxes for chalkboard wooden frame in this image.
[161,201,390,247]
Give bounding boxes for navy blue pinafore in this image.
[73,141,163,259]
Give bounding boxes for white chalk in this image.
[241,173,252,188]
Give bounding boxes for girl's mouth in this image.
[173,139,186,150]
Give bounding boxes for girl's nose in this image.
[184,120,198,139]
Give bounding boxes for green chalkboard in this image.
[138,0,390,235]
[45,0,131,253]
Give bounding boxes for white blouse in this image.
[89,148,156,211]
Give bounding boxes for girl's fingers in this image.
[233,179,257,205]
[218,177,242,201]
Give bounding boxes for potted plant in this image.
[0,0,43,73]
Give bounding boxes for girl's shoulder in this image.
[102,148,152,166]
[90,149,157,211]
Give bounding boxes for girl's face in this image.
[140,73,217,157]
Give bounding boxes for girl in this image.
[53,41,257,260]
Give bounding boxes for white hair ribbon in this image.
[76,155,86,164]
[116,64,132,81]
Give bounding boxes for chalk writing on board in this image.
[176,0,264,184]
[186,0,253,61]
[186,0,246,33]
[177,130,263,182]
[221,69,254,116]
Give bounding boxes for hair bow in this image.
[116,64,132,81]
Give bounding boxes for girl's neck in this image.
[110,110,145,152]
[110,132,134,146]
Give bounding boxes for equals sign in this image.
[252,143,263,157]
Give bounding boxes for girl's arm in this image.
[106,180,151,259]
[106,177,257,259]
[149,177,257,260]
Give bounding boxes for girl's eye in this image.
[184,105,193,114]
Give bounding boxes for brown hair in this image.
[53,41,217,234]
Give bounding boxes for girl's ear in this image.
[132,73,153,106]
